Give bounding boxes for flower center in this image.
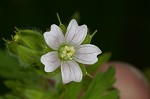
[58,46,75,60]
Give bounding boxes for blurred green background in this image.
[0,0,150,94]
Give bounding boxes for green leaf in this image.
[24,89,44,99]
[0,50,23,79]
[0,50,55,99]
[62,82,82,99]
[0,50,18,68]
[100,90,119,99]
[4,94,21,99]
[4,80,23,89]
[0,50,45,79]
[87,52,112,74]
[82,67,119,99]
[0,96,4,99]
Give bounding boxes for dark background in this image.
[0,0,150,69]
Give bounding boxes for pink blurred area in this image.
[100,61,150,99]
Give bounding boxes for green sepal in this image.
[47,67,61,77]
[6,41,18,56]
[16,29,45,50]
[82,30,97,44]
[79,63,87,76]
[43,45,53,54]
[57,13,67,34]
[59,24,66,34]
[17,45,41,66]
[79,63,94,78]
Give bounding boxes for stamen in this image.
[58,45,75,60]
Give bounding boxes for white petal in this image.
[43,24,64,50]
[65,19,87,47]
[74,44,102,64]
[61,60,82,84]
[41,51,60,72]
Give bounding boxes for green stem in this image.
[87,73,94,78]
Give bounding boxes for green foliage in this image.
[2,95,21,99]
[0,50,21,79]
[0,50,54,99]
[23,89,44,99]
[82,67,119,99]
[61,82,82,99]
[0,50,119,99]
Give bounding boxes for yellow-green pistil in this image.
[58,46,75,60]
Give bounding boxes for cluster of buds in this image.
[4,28,51,66]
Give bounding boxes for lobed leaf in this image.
[82,67,119,99]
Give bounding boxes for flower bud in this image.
[6,41,18,56]
[15,29,45,50]
[5,29,50,66]
[17,45,40,66]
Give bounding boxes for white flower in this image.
[41,19,102,84]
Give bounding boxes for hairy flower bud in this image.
[5,29,50,66]
[15,30,45,50]
[6,41,18,56]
